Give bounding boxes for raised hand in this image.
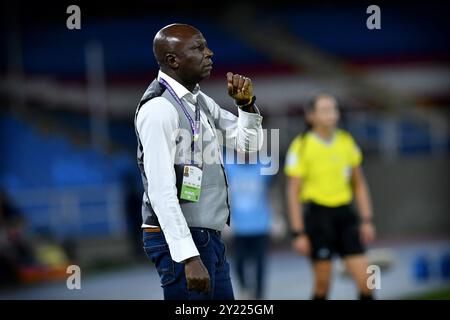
[227,72,253,106]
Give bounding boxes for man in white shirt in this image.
[135,23,263,300]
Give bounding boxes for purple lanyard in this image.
[159,77,201,163]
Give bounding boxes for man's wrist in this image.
[183,255,200,264]
[235,95,256,109]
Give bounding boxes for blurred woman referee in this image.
[284,93,376,300]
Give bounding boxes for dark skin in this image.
[153,23,256,112]
[153,24,258,295]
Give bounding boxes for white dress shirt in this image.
[136,70,263,263]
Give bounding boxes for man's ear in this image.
[165,53,179,69]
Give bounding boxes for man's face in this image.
[176,32,214,84]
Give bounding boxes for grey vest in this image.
[134,79,231,231]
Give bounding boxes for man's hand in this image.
[227,72,253,105]
[184,256,211,294]
[292,234,311,256]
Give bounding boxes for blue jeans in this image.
[143,227,235,300]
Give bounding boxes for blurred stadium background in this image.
[0,0,449,299]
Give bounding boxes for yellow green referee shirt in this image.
[284,129,362,207]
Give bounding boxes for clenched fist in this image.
[184,256,211,295]
[227,72,254,106]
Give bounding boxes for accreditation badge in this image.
[180,165,203,202]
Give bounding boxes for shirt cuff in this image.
[166,234,200,263]
[237,105,263,128]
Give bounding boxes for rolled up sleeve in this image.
[202,94,264,152]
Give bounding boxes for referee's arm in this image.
[351,166,375,245]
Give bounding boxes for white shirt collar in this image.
[158,70,200,104]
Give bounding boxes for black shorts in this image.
[304,202,365,261]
